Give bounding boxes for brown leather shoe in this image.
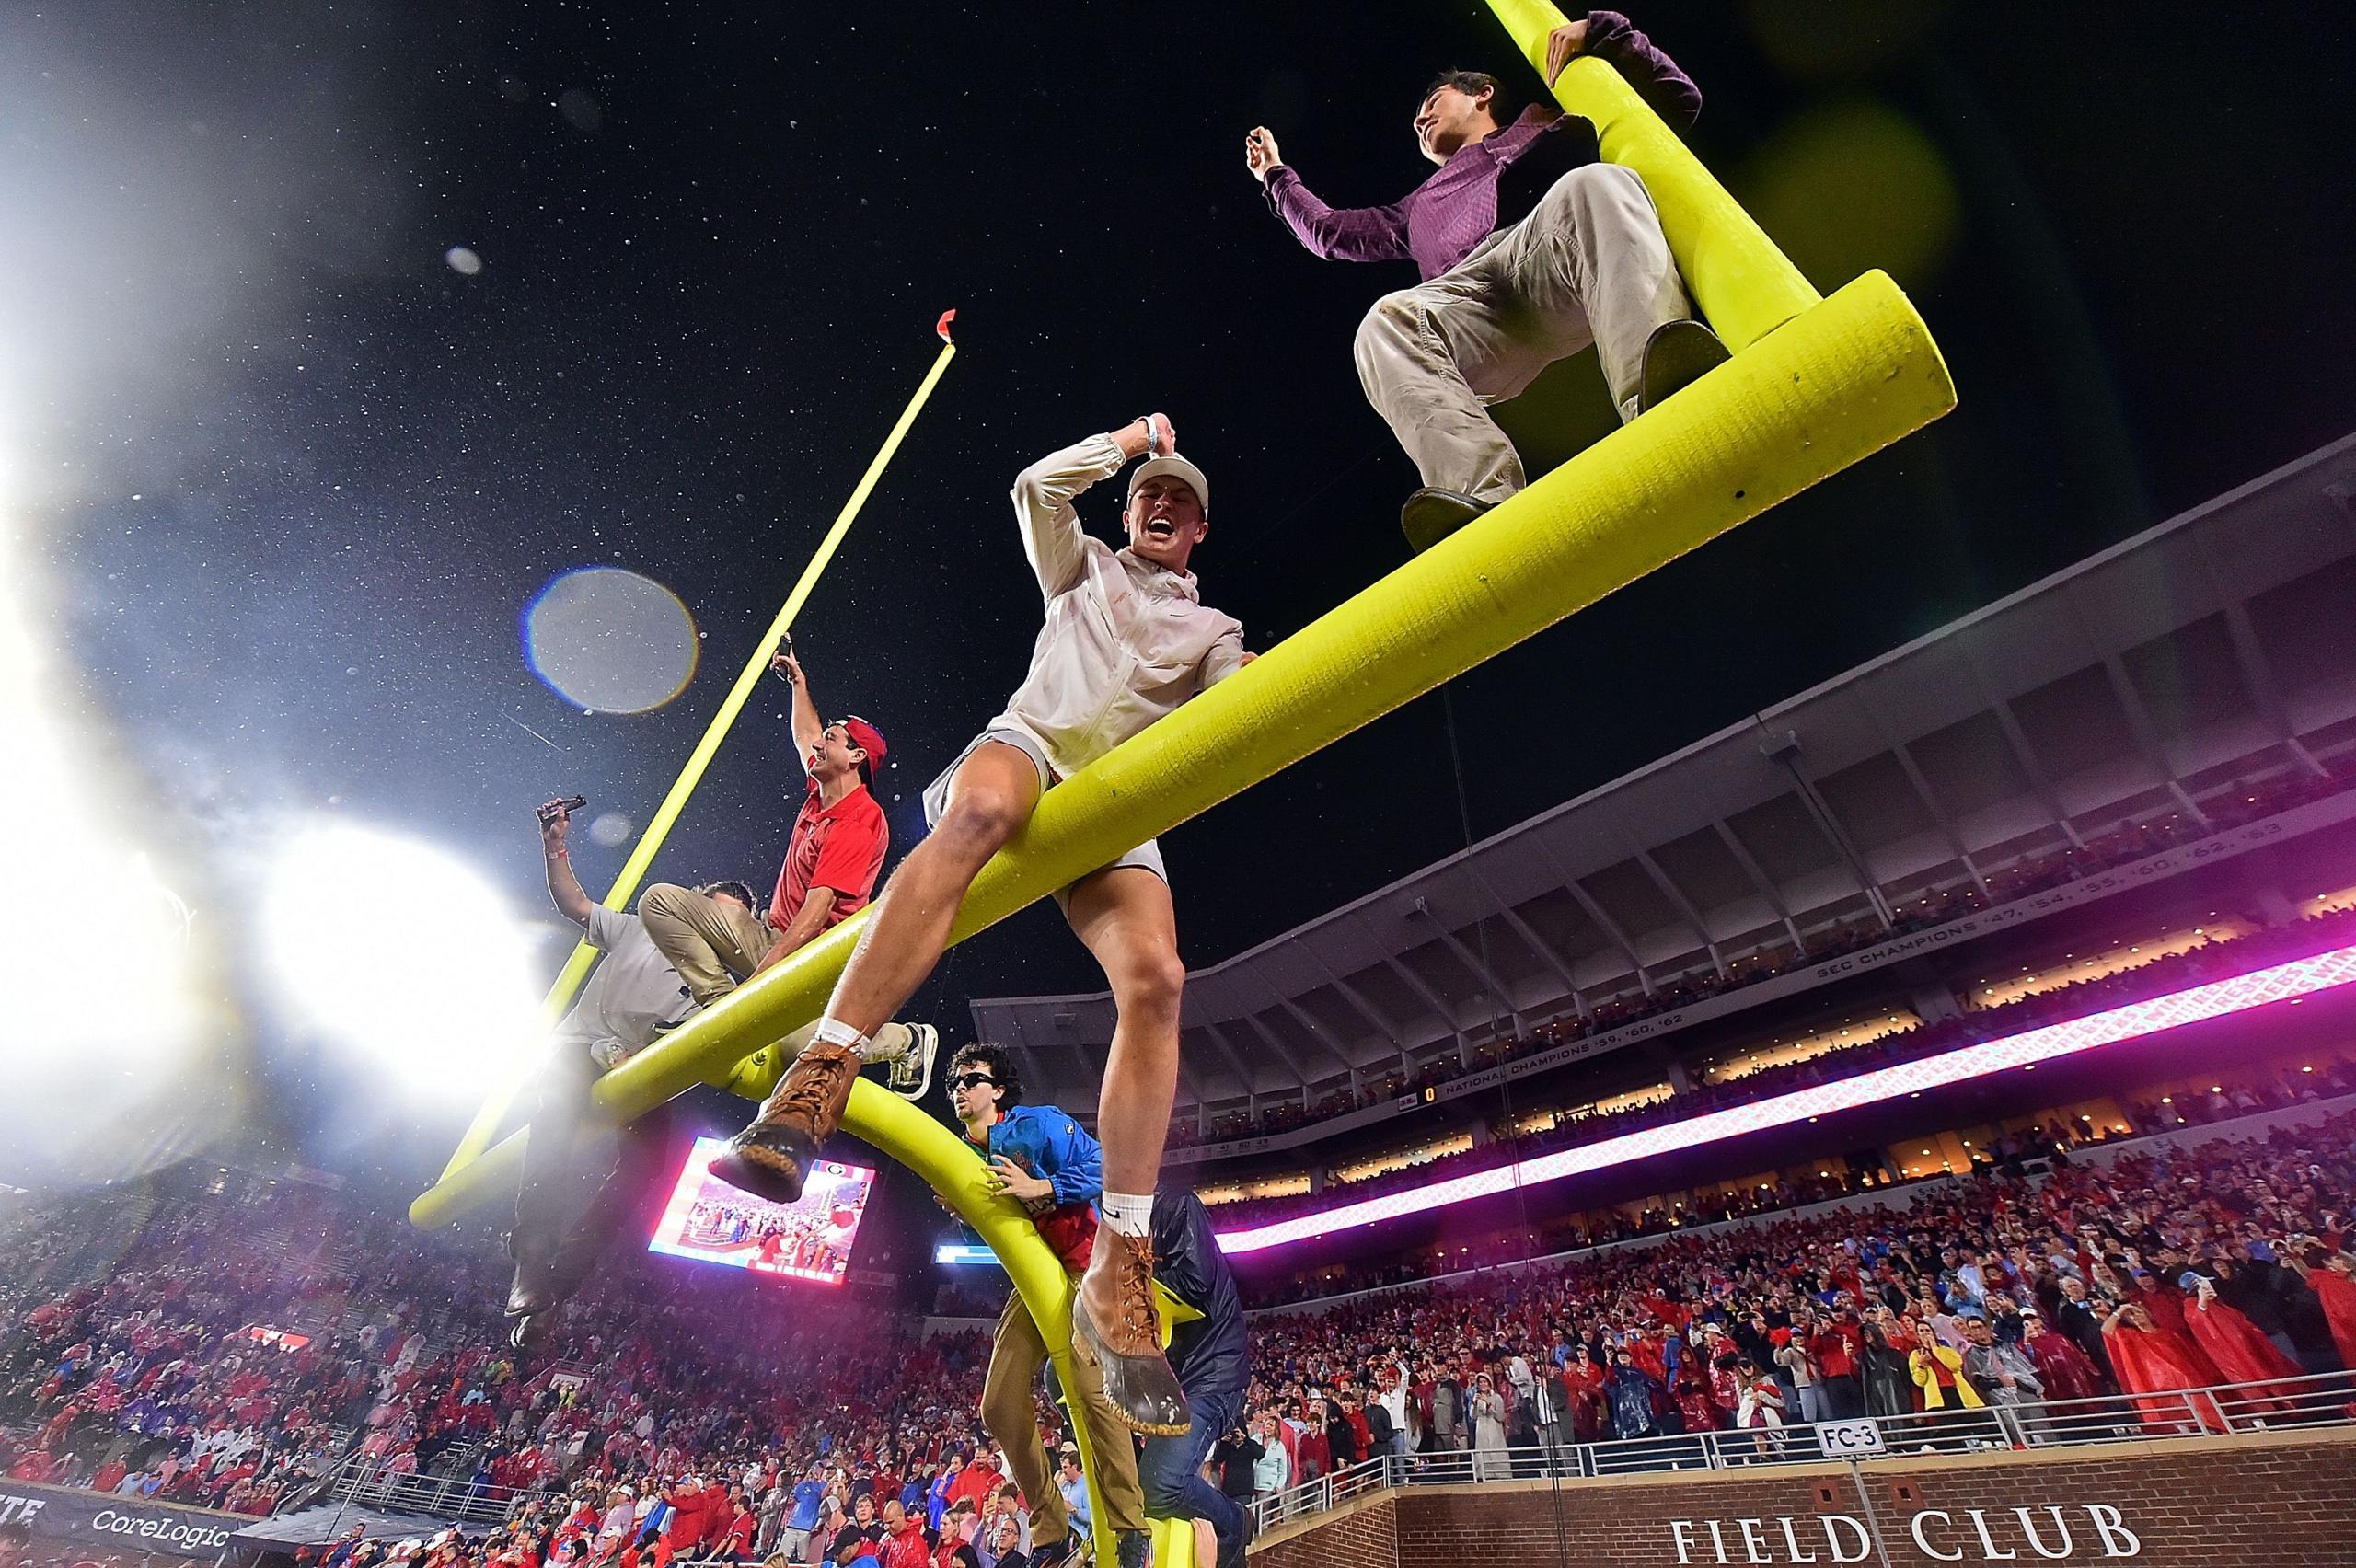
[510,1309,557,1352]
[505,1230,561,1320]
[707,1041,861,1204]
[1071,1228,1191,1435]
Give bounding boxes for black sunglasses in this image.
[951,1072,999,1090]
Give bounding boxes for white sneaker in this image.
[886,1023,940,1100]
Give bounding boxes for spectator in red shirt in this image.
[1805,1307,1865,1419]
[698,1477,735,1556]
[942,1452,999,1516]
[931,1504,981,1568]
[620,1535,673,1568]
[639,644,935,1097]
[662,1476,712,1551]
[874,1501,929,1568]
[720,1493,758,1562]
[640,647,887,1005]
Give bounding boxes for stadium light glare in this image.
[263,822,539,1101]
[1214,944,2356,1255]
[0,490,204,1092]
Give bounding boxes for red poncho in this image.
[2305,1269,2356,1369]
[2103,1324,2224,1432]
[2024,1332,2104,1402]
[2182,1297,2302,1415]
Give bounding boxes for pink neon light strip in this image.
[1213,943,2356,1255]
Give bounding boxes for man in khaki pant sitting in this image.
[1244,12,1725,551]
[638,641,936,1097]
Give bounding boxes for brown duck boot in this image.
[1071,1228,1191,1435]
[509,1309,558,1352]
[505,1228,561,1322]
[707,1040,861,1204]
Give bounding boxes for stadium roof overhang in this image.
[975,434,2356,1122]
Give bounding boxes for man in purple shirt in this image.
[1245,12,1726,551]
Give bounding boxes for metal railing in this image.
[1243,1368,2356,1535]
[325,1453,532,1525]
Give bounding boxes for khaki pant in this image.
[980,1290,1144,1540]
[640,882,772,1005]
[639,883,918,1097]
[1352,163,1690,505]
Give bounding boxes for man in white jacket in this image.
[712,413,1247,1440]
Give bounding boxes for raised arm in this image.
[1546,10,1703,131]
[1009,416,1169,600]
[771,645,824,764]
[538,801,595,928]
[1246,127,1413,264]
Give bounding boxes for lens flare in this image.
[523,566,699,714]
[262,822,540,1101]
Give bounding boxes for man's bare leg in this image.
[827,742,1040,1032]
[1062,864,1191,1435]
[709,743,1039,1200]
[1063,867,1183,1193]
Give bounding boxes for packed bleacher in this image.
[1235,1105,2356,1482]
[1195,901,2356,1234]
[1166,767,2351,1151]
[0,1191,1013,1555]
[5,1072,2356,1563]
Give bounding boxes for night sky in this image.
[6,2,2353,1225]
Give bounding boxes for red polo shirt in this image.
[770,766,887,932]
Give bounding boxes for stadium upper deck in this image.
[973,435,2356,1165]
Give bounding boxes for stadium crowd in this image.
[1196,901,2356,1232]
[1231,1105,2356,1488]
[1166,768,2350,1151]
[4,1080,2355,1565]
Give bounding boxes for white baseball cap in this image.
[1127,454,1209,516]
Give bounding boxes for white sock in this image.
[856,1021,911,1066]
[1099,1190,1153,1239]
[812,1016,870,1055]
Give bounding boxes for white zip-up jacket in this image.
[989,433,1246,777]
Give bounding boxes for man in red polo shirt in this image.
[640,643,936,1098]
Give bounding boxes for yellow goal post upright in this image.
[437,316,960,1183]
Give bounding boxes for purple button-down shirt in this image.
[1263,10,1700,282]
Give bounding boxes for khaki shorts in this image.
[922,727,1165,901]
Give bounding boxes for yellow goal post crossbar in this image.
[413,281,1951,1224]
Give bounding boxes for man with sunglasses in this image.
[947,1043,1252,1568]
[945,1043,1145,1568]
[639,641,937,1096]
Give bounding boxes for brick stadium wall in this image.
[1253,1494,1396,1568]
[1252,1429,2356,1568]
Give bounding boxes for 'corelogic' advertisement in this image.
[0,1481,253,1564]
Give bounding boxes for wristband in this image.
[548,849,569,860]
[1136,417,1162,459]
